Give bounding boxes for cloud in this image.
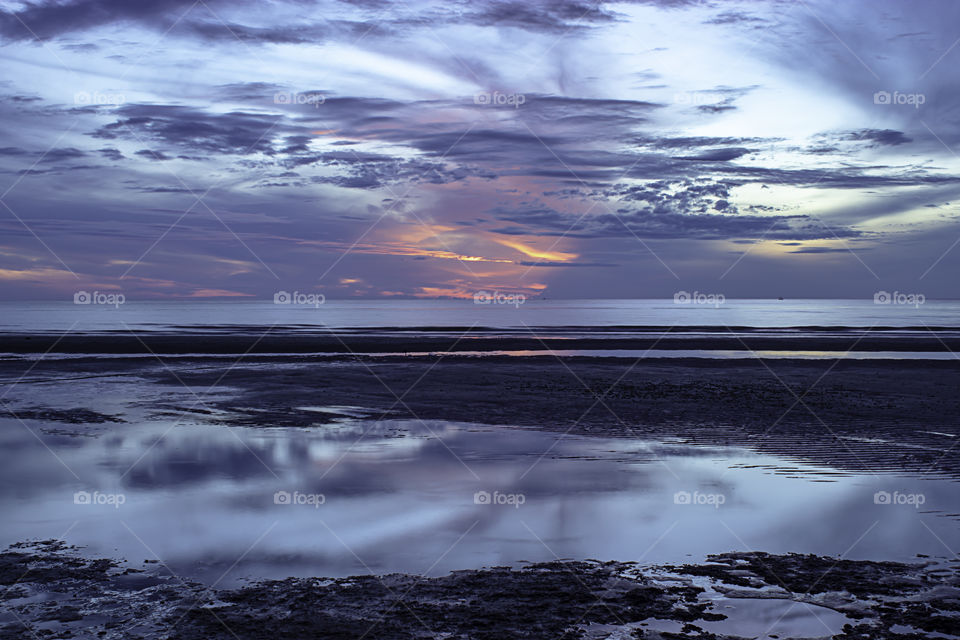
[787,246,869,254]
[97,147,124,160]
[2,0,960,299]
[462,0,620,33]
[90,104,283,155]
[0,0,202,41]
[39,147,87,162]
[134,149,173,161]
[674,147,752,162]
[495,238,578,262]
[489,200,863,241]
[843,129,913,146]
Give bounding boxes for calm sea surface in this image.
[0,299,956,333]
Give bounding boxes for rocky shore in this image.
[2,541,957,639]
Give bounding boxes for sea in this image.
[1,298,956,360]
[0,298,953,333]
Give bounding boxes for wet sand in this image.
[3,350,960,476]
[3,326,960,353]
[10,352,949,477]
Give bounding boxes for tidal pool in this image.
[1,403,956,587]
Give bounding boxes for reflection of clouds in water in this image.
[0,410,957,585]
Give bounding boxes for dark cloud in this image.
[302,152,496,190]
[788,246,869,254]
[183,19,386,45]
[705,11,769,26]
[60,42,99,52]
[90,104,283,155]
[97,147,123,160]
[0,0,201,41]
[462,0,619,33]
[697,103,737,114]
[134,149,173,161]
[39,147,87,162]
[674,147,752,162]
[491,205,859,241]
[843,129,913,146]
[637,136,774,149]
[131,186,193,193]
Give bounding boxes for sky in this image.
[0,0,958,300]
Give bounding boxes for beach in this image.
[4,0,960,632]
[2,324,959,638]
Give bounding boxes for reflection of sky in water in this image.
[1,375,957,586]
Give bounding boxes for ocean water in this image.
[0,298,955,334]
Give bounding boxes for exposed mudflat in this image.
[154,356,960,477]
[4,327,960,353]
[1,541,957,640]
[4,354,960,475]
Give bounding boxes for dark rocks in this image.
[2,542,958,640]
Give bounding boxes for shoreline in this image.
[3,329,960,353]
[1,541,956,639]
[3,353,958,477]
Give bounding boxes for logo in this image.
[74,290,125,308]
[674,490,725,508]
[874,291,925,307]
[873,90,925,109]
[74,490,125,508]
[674,291,725,307]
[672,92,717,106]
[273,91,325,107]
[473,291,526,307]
[274,490,325,508]
[274,291,325,307]
[874,490,925,507]
[474,91,526,109]
[73,91,125,106]
[474,490,525,508]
